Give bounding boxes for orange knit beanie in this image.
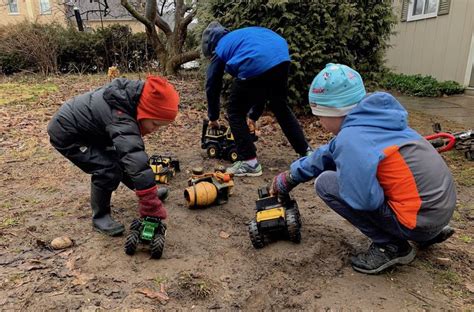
[137,76,179,121]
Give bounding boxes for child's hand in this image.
[247,118,257,133]
[208,119,220,129]
[136,186,167,219]
[269,171,298,197]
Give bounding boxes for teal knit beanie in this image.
[308,63,366,117]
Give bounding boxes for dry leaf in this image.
[137,287,169,302]
[219,230,230,239]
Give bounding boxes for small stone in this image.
[434,257,451,265]
[314,293,322,299]
[50,236,73,250]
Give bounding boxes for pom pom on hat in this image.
[308,63,366,117]
[137,76,179,121]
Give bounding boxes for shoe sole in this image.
[233,171,263,177]
[93,225,125,237]
[351,247,417,275]
[417,227,455,249]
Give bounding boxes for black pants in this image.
[49,136,134,192]
[227,61,309,160]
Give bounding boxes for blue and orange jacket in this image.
[290,92,456,231]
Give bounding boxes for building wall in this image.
[0,0,67,26]
[386,0,474,86]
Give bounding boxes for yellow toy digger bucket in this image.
[184,182,218,208]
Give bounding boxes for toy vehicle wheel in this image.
[130,219,142,231]
[248,219,264,249]
[207,144,220,159]
[465,150,474,161]
[228,147,239,162]
[150,234,165,259]
[192,167,204,175]
[124,230,140,255]
[286,210,301,243]
[214,165,226,173]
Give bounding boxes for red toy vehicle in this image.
[425,123,473,160]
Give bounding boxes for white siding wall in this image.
[386,0,474,86]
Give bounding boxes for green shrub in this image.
[381,73,465,97]
[199,0,396,109]
[0,23,155,75]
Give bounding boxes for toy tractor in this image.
[201,119,257,162]
[124,217,166,259]
[149,154,180,184]
[184,167,234,208]
[248,187,301,249]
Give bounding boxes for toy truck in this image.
[201,119,257,162]
[248,187,301,249]
[184,167,234,208]
[124,217,166,259]
[149,154,180,184]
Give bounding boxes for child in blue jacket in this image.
[270,64,456,274]
[201,22,311,176]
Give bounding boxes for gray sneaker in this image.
[226,161,262,177]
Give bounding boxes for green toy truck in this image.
[124,217,166,259]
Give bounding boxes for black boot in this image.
[417,226,455,249]
[351,241,416,274]
[91,184,125,236]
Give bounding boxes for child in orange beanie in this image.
[47,75,179,236]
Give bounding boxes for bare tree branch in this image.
[121,0,152,31]
[155,15,172,36]
[169,50,200,68]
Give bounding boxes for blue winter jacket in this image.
[290,92,455,231]
[205,26,290,121]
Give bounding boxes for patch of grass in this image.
[438,269,461,284]
[154,276,168,287]
[177,272,214,299]
[0,82,58,105]
[1,217,20,228]
[458,235,472,244]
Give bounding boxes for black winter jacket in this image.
[47,78,156,190]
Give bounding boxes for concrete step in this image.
[465,87,474,96]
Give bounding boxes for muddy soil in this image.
[0,74,473,311]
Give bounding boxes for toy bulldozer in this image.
[184,167,234,208]
[248,187,301,249]
[124,217,166,259]
[149,155,180,184]
[201,119,257,162]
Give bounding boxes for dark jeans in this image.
[315,171,445,244]
[227,61,309,160]
[50,137,135,192]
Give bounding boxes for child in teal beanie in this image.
[270,63,456,274]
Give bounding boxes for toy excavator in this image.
[184,166,234,208]
[149,154,180,184]
[248,187,301,249]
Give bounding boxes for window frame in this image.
[39,0,52,15]
[7,0,19,15]
[407,0,439,21]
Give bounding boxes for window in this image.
[39,0,52,14]
[407,0,439,21]
[7,0,19,14]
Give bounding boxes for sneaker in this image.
[417,226,455,249]
[351,241,416,274]
[226,161,262,177]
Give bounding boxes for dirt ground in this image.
[0,73,473,311]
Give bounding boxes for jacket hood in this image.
[201,21,229,58]
[342,92,408,131]
[103,78,144,115]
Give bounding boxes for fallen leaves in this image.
[218,230,230,239]
[137,284,170,304]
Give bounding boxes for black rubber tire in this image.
[130,219,142,231]
[286,210,301,244]
[207,144,220,159]
[124,230,140,255]
[150,234,165,259]
[228,147,239,162]
[248,219,264,249]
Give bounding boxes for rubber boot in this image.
[91,184,125,236]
